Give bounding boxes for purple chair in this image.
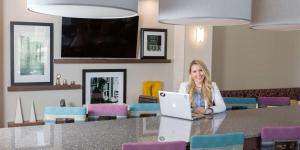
[88,104,128,120]
[261,126,300,150]
[257,97,290,108]
[122,141,186,150]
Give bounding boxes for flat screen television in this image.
[61,16,139,58]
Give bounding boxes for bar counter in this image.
[1,106,300,150]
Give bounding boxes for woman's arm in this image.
[210,82,226,114]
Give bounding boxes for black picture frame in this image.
[82,69,127,105]
[10,21,53,85]
[140,28,167,59]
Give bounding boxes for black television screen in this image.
[61,16,139,58]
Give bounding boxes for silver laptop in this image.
[159,91,204,120]
[158,116,192,142]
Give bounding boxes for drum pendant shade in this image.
[159,0,252,25]
[27,0,138,19]
[250,0,300,31]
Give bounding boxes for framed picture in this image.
[140,28,167,59]
[10,22,53,85]
[82,69,126,105]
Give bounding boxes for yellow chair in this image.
[143,81,161,101]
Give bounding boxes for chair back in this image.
[44,106,86,124]
[143,81,161,101]
[223,97,257,110]
[261,126,300,150]
[258,97,290,108]
[190,132,244,150]
[122,141,186,150]
[88,104,128,120]
[128,103,160,117]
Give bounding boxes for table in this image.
[1,106,300,150]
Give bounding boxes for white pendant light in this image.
[27,0,138,19]
[250,0,300,31]
[159,0,252,25]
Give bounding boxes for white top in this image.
[179,82,226,114]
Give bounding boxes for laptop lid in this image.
[159,91,193,120]
[158,116,192,142]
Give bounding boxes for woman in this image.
[179,60,226,114]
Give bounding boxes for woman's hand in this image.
[194,107,206,114]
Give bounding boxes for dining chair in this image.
[257,97,290,108]
[190,132,244,150]
[128,103,160,117]
[44,106,86,124]
[87,103,128,121]
[223,97,257,110]
[143,80,161,101]
[261,126,300,150]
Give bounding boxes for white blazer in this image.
[179,82,226,114]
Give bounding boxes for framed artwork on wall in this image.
[140,28,167,59]
[10,22,53,85]
[82,69,127,105]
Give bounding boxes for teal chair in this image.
[44,106,86,124]
[223,97,257,110]
[128,103,160,117]
[190,132,245,150]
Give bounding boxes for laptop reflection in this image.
[158,116,192,142]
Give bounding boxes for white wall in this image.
[184,25,213,81]
[2,0,176,126]
[212,25,300,90]
[172,25,185,91]
[0,0,4,128]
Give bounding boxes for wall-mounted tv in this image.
[61,16,139,58]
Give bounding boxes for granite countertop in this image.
[1,106,300,150]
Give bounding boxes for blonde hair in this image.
[188,60,213,107]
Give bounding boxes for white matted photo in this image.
[140,28,167,59]
[10,21,53,85]
[82,69,126,105]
